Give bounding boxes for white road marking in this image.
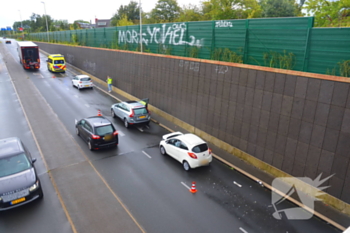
[142,151,151,159]
[74,95,78,98]
[233,181,242,187]
[181,182,191,190]
[239,227,248,233]
[84,104,90,108]
[75,119,77,124]
[137,127,144,132]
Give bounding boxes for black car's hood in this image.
[0,169,36,195]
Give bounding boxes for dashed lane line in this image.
[181,182,191,190]
[239,227,248,233]
[142,151,151,159]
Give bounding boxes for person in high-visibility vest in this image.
[106,76,112,92]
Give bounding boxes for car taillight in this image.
[188,152,198,159]
[113,130,118,136]
[209,148,212,154]
[129,109,135,117]
[79,81,82,83]
[91,134,100,139]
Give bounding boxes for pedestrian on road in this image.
[106,76,112,92]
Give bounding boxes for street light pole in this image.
[139,0,142,53]
[41,1,49,42]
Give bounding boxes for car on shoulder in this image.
[111,98,151,128]
[5,40,11,44]
[0,137,43,211]
[72,75,93,90]
[159,132,213,171]
[75,116,118,150]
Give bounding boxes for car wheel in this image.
[183,161,191,171]
[75,127,80,136]
[111,109,116,118]
[88,141,93,151]
[72,82,75,87]
[160,146,167,155]
[124,118,129,128]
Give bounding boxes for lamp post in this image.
[139,0,142,53]
[41,1,49,42]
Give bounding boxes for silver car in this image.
[111,99,150,128]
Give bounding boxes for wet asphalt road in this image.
[0,39,341,233]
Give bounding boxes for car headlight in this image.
[0,197,2,201]
[29,181,39,192]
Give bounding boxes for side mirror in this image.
[32,158,37,163]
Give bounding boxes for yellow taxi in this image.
[46,54,66,73]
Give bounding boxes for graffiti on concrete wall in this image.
[118,23,204,48]
[179,60,200,72]
[83,60,96,73]
[215,65,228,74]
[66,54,75,64]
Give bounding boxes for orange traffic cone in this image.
[97,109,102,116]
[189,181,197,193]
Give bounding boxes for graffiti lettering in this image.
[119,23,204,47]
[215,20,233,28]
[83,60,96,74]
[215,65,228,74]
[66,54,74,64]
[179,60,200,72]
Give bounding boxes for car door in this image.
[81,121,92,142]
[114,103,123,119]
[119,104,129,120]
[168,139,184,162]
[175,141,189,163]
[72,76,78,86]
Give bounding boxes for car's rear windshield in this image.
[192,143,208,153]
[81,77,91,81]
[95,125,114,136]
[0,153,31,178]
[134,107,148,115]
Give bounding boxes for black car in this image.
[0,137,43,211]
[75,116,119,150]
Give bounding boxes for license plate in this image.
[85,85,90,87]
[104,135,112,141]
[11,197,26,205]
[2,189,29,202]
[200,159,209,165]
[139,116,146,119]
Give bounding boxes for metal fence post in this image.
[302,28,311,72]
[243,19,249,64]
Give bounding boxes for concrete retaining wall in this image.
[36,42,350,209]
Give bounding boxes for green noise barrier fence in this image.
[27,17,350,77]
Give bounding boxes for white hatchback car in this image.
[72,75,93,90]
[159,132,213,171]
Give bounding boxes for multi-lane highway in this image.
[0,38,341,233]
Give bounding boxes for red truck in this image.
[17,41,40,70]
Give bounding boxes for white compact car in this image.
[159,132,212,171]
[72,75,93,90]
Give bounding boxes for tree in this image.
[304,0,350,27]
[111,1,140,26]
[259,0,297,18]
[150,0,181,23]
[117,15,134,26]
[176,4,204,22]
[201,0,261,20]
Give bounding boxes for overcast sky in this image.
[0,0,203,28]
